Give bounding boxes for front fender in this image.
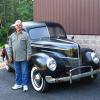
[80,48,93,62]
[80,48,99,66]
[31,53,49,70]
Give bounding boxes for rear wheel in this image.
[31,65,48,92]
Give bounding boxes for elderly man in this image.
[9,20,32,92]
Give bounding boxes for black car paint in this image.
[8,22,99,70]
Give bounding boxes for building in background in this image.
[33,0,100,57]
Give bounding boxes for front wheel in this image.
[31,65,48,92]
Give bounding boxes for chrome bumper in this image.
[45,68,100,84]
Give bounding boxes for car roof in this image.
[10,21,66,33]
[22,21,46,28]
[11,21,63,28]
[11,21,46,28]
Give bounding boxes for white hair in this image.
[15,20,22,25]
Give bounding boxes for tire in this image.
[31,65,48,92]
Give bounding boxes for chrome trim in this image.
[45,69,100,84]
[70,66,92,72]
[45,25,51,38]
[56,38,77,45]
[69,71,72,84]
[77,45,80,66]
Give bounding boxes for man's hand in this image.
[27,56,31,61]
[9,56,13,63]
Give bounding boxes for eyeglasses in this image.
[16,24,22,27]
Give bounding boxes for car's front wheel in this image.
[31,65,48,92]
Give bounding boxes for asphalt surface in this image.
[0,67,100,100]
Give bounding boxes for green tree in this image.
[0,0,33,45]
[16,0,33,21]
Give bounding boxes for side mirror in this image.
[71,36,74,40]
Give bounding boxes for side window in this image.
[48,26,66,38]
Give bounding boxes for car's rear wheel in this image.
[31,65,48,92]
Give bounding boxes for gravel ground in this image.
[0,61,6,69]
[0,56,6,69]
[0,49,6,69]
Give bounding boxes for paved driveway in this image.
[0,66,100,100]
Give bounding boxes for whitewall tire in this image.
[31,66,48,92]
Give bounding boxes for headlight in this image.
[47,57,56,71]
[91,52,99,64]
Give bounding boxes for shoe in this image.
[12,84,22,90]
[23,85,28,92]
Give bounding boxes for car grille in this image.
[66,58,80,68]
[63,57,81,75]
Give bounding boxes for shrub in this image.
[0,25,9,45]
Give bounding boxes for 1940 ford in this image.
[5,21,100,92]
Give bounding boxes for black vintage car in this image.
[5,21,100,92]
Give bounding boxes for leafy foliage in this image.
[16,0,33,21]
[0,0,33,45]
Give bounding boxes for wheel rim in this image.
[31,66,44,91]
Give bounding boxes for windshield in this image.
[29,25,66,40]
[29,26,50,40]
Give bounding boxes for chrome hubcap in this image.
[34,73,42,88]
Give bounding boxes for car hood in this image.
[31,38,79,58]
[31,38,78,50]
